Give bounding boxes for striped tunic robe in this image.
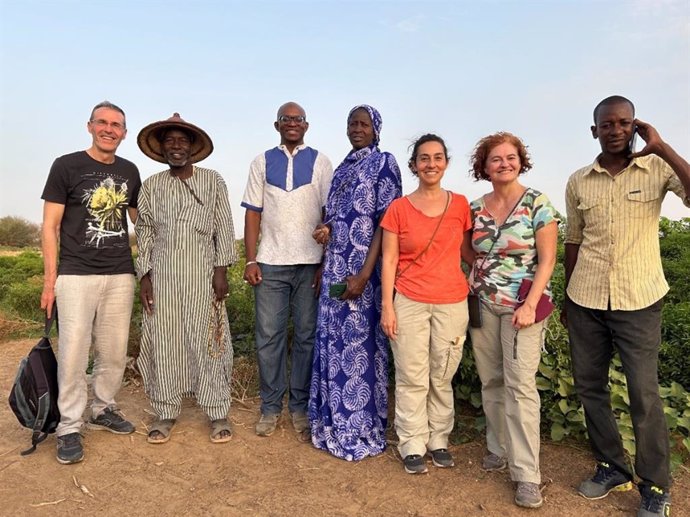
[135,167,237,420]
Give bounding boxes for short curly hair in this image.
[469,132,532,182]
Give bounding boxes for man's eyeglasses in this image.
[277,115,306,124]
[90,119,125,131]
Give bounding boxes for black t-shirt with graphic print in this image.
[41,151,141,275]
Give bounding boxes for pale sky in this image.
[1,0,689,235]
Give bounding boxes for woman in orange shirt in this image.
[380,134,472,474]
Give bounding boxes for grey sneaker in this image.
[637,485,671,517]
[403,454,428,474]
[578,462,633,500]
[56,432,84,465]
[290,411,309,433]
[430,448,454,468]
[515,482,543,508]
[255,413,280,437]
[87,408,135,434]
[482,452,508,471]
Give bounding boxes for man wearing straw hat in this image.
[41,100,140,465]
[242,102,333,438]
[135,113,237,444]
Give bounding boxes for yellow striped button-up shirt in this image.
[565,154,690,310]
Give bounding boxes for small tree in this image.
[0,216,40,248]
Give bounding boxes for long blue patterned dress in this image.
[309,105,402,461]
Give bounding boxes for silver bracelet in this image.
[244,261,258,268]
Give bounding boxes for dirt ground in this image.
[1,339,688,517]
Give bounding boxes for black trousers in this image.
[566,297,670,490]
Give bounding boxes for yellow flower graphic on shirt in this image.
[82,178,129,246]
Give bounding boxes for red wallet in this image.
[516,279,555,322]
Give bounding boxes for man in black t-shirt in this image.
[40,101,141,465]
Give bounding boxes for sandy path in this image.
[1,339,687,517]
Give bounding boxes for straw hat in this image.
[137,113,213,164]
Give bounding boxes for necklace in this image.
[485,188,527,227]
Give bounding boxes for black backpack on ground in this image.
[8,309,60,455]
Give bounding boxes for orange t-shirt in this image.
[380,192,471,304]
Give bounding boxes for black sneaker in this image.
[430,448,454,468]
[638,485,671,517]
[577,462,633,500]
[403,454,428,474]
[56,432,84,465]
[87,408,135,434]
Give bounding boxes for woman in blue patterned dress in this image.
[309,105,402,460]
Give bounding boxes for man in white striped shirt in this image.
[563,95,690,517]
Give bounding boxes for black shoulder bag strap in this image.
[44,304,57,337]
[472,190,527,282]
[396,190,451,280]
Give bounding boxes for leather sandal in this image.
[147,419,176,444]
[210,418,232,443]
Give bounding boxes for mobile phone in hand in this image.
[329,282,347,299]
[629,125,638,154]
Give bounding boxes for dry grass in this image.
[0,313,41,339]
[0,249,26,257]
[121,351,260,406]
[231,355,259,405]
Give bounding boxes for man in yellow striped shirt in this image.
[563,95,690,517]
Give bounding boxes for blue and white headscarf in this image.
[347,104,382,146]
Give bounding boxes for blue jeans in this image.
[254,263,319,415]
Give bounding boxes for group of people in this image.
[39,96,688,517]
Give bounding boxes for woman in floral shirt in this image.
[464,132,559,509]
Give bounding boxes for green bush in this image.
[0,216,40,247]
[660,302,690,388]
[225,254,256,358]
[535,320,587,443]
[659,218,690,304]
[0,251,44,329]
[2,275,44,322]
[0,251,43,300]
[658,218,690,388]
